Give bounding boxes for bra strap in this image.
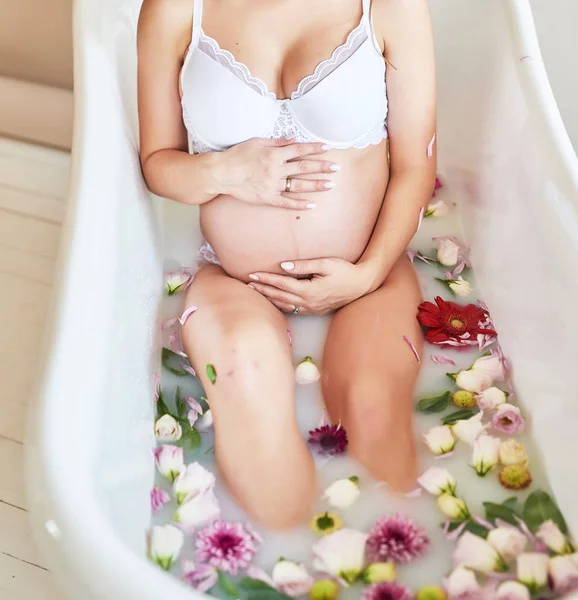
[192,0,204,46]
[361,0,383,55]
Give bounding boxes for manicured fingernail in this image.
[321,144,330,151]
[324,182,336,189]
[247,284,255,289]
[306,203,317,209]
[329,163,341,171]
[249,274,259,281]
[281,262,295,271]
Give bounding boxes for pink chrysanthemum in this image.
[362,582,413,600]
[366,514,430,565]
[195,520,261,575]
[307,424,348,456]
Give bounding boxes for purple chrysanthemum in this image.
[195,520,261,575]
[362,582,413,600]
[308,424,348,456]
[366,514,430,565]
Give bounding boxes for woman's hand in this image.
[247,258,379,314]
[214,137,339,210]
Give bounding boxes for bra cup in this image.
[182,51,279,149]
[289,43,387,144]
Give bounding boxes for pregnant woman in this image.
[138,0,436,529]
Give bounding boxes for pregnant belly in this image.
[199,143,390,281]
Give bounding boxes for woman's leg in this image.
[181,265,316,529]
[322,255,423,491]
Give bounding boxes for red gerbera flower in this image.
[308,424,348,456]
[417,296,497,348]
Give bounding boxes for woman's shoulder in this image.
[138,0,194,56]
[371,0,433,49]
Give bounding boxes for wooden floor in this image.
[0,137,68,599]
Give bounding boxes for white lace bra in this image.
[180,0,388,153]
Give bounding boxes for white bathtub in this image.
[26,0,578,598]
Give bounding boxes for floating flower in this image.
[471,435,501,477]
[148,524,184,571]
[295,357,321,384]
[165,269,193,295]
[451,369,493,393]
[310,512,343,536]
[309,579,340,600]
[196,408,213,431]
[492,404,525,435]
[444,567,481,599]
[150,487,171,515]
[173,462,215,505]
[487,526,528,562]
[499,465,532,490]
[452,390,476,408]
[446,277,473,297]
[308,424,348,456]
[499,439,529,466]
[417,297,496,348]
[424,425,456,455]
[451,412,486,445]
[549,553,578,593]
[418,467,456,496]
[536,520,572,555]
[322,476,360,510]
[272,559,315,597]
[471,354,506,382]
[186,397,203,427]
[154,414,183,443]
[453,531,507,573]
[154,445,184,482]
[362,582,413,600]
[425,198,449,218]
[476,387,508,410]
[496,581,530,600]
[416,585,447,600]
[366,514,430,565]
[361,562,396,584]
[312,529,368,584]
[437,495,470,520]
[195,520,261,575]
[436,238,461,267]
[182,562,218,592]
[517,553,549,592]
[174,488,221,528]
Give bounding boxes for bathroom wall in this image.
[0,0,74,149]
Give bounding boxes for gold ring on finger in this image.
[285,177,292,192]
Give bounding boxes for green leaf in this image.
[464,520,490,539]
[206,363,217,384]
[442,408,478,425]
[417,391,451,413]
[175,386,186,419]
[161,348,190,377]
[180,428,201,453]
[217,569,238,597]
[523,490,568,533]
[483,501,522,527]
[239,578,277,592]
[503,497,522,511]
[156,388,171,419]
[199,396,210,413]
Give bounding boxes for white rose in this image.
[322,477,361,510]
[295,357,321,385]
[154,445,185,482]
[437,494,470,520]
[423,425,456,455]
[453,531,505,573]
[517,553,549,592]
[154,414,183,443]
[165,270,192,295]
[312,529,368,584]
[536,520,572,555]
[496,581,531,600]
[451,412,487,445]
[426,198,450,217]
[437,238,461,266]
[272,559,314,597]
[455,369,493,393]
[471,354,505,382]
[471,434,501,476]
[196,409,213,432]
[173,489,220,528]
[487,526,528,562]
[499,439,529,466]
[548,553,578,593]
[149,524,184,570]
[173,462,215,505]
[448,277,473,297]
[476,387,508,410]
[417,467,456,496]
[444,567,481,598]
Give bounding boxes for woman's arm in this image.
[358,0,437,290]
[137,0,333,208]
